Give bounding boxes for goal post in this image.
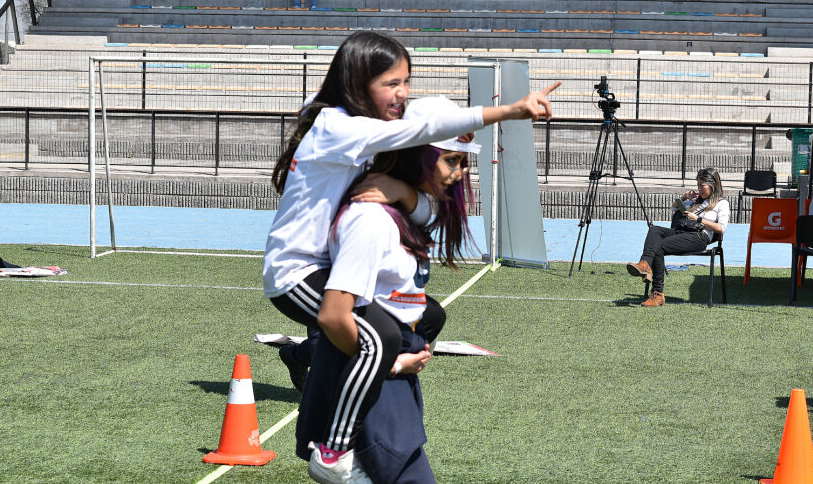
[88,56,117,258]
[87,55,543,267]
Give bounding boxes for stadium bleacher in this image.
[2,0,813,220]
[1,34,806,124]
[27,0,813,54]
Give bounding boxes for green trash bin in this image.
[790,127,812,187]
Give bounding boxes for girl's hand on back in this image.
[351,173,418,212]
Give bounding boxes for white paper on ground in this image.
[0,266,67,277]
[433,341,499,356]
[254,333,307,346]
[255,334,499,356]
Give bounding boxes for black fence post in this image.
[28,0,37,26]
[24,108,29,169]
[8,1,20,44]
[214,113,220,176]
[635,58,641,120]
[150,111,156,174]
[142,50,147,110]
[681,123,687,186]
[280,113,286,163]
[808,62,812,124]
[751,125,757,171]
[302,54,308,104]
[544,120,551,183]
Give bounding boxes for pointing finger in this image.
[541,80,562,95]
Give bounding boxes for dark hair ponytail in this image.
[272,32,411,193]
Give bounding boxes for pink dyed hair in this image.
[333,145,475,269]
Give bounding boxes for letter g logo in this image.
[768,212,782,227]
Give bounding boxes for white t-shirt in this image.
[325,202,427,324]
[682,198,730,241]
[262,103,483,297]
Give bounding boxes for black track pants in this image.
[640,225,709,293]
[270,268,403,451]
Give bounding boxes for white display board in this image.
[469,60,549,269]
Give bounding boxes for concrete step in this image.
[17,34,109,49]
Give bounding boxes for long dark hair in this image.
[425,148,476,270]
[272,32,411,194]
[333,146,474,270]
[690,167,724,212]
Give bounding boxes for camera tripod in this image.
[568,100,651,277]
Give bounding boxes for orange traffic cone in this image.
[760,388,813,484]
[203,354,276,466]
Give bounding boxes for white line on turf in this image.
[194,464,230,484]
[112,249,264,258]
[259,408,299,443]
[439,262,497,308]
[3,278,728,305]
[7,279,259,291]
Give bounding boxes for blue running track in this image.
[0,203,792,267]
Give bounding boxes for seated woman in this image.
[626,167,730,307]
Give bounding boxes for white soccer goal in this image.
[87,55,531,268]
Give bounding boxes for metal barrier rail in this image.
[0,106,807,183]
[4,49,813,122]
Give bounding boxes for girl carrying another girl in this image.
[261,31,561,482]
[299,96,483,483]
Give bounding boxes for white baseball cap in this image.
[403,97,481,154]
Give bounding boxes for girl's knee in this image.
[379,323,403,354]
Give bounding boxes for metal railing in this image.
[0,106,805,184]
[0,0,20,44]
[536,117,809,185]
[2,50,813,122]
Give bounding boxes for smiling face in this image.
[367,57,410,121]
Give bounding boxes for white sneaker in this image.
[307,442,372,484]
[348,458,372,484]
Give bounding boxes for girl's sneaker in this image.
[307,442,371,484]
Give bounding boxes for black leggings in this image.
[640,226,710,293]
[270,268,445,451]
[270,267,446,366]
[269,268,330,365]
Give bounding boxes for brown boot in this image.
[626,260,653,283]
[641,291,666,307]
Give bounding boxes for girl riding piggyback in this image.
[262,31,560,484]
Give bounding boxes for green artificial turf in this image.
[1,244,811,483]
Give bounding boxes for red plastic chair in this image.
[744,198,797,286]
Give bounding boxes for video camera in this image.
[594,76,620,119]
